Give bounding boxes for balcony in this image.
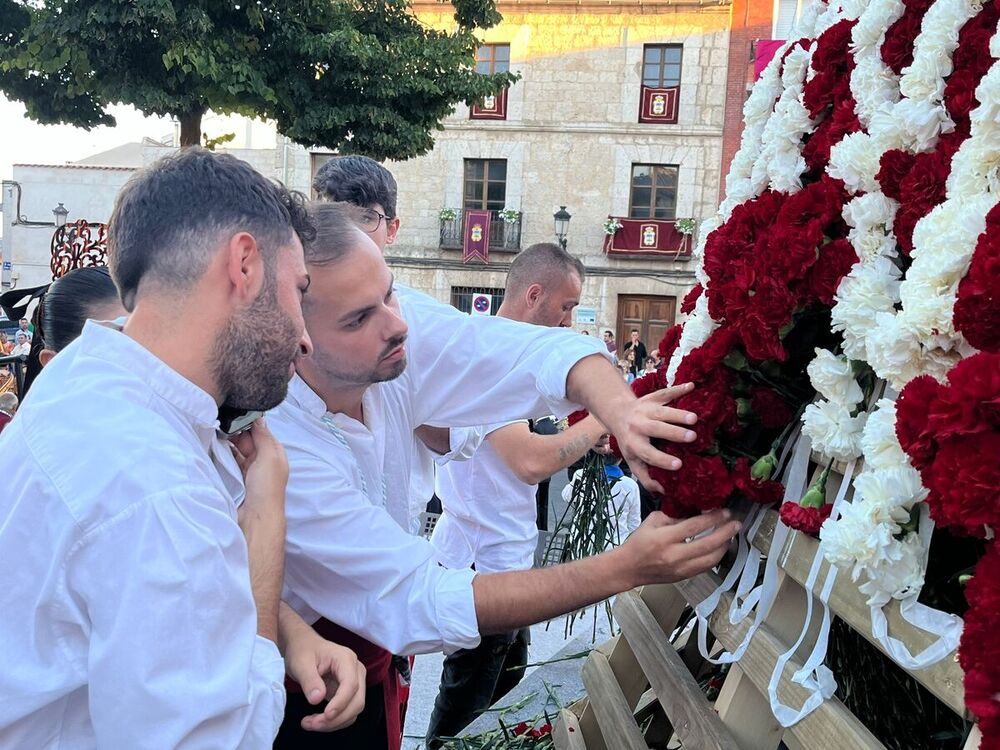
[440,210,522,252]
[603,216,692,259]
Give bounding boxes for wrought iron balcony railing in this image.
[439,210,522,251]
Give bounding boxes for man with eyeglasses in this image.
[314,156,401,253]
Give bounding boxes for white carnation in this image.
[844,192,898,230]
[864,311,924,389]
[820,501,896,579]
[889,99,951,152]
[857,534,926,606]
[807,349,863,406]
[859,399,908,470]
[853,467,927,525]
[802,400,867,462]
[828,132,882,193]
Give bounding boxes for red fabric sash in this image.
[284,618,403,750]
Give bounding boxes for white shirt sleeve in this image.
[69,489,285,749]
[437,424,486,465]
[283,453,481,656]
[620,477,643,537]
[561,470,583,504]
[397,286,611,425]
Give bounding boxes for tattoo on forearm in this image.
[558,433,593,463]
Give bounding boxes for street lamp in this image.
[52,203,68,228]
[553,205,571,250]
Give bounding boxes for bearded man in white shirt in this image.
[0,149,365,749]
[426,242,617,746]
[267,202,740,750]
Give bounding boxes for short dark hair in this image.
[109,148,312,311]
[604,329,613,337]
[42,267,120,353]
[506,242,585,296]
[313,156,398,218]
[302,201,370,267]
[631,329,639,334]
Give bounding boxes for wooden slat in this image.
[580,651,649,750]
[751,509,966,717]
[616,589,742,750]
[576,698,608,750]
[714,664,784,750]
[604,632,649,710]
[553,708,588,750]
[676,573,884,750]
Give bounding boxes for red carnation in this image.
[921,431,1000,534]
[804,238,859,305]
[944,68,980,125]
[959,542,1000,746]
[672,368,738,451]
[877,149,918,202]
[954,216,1000,353]
[880,0,933,74]
[779,501,832,536]
[750,387,795,429]
[681,284,703,315]
[658,324,683,362]
[675,327,740,384]
[895,374,945,469]
[652,451,734,515]
[803,98,862,173]
[893,149,954,255]
[733,457,786,504]
[631,368,666,399]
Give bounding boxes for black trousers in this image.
[274,682,388,750]
[424,628,530,749]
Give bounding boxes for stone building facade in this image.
[377,0,735,350]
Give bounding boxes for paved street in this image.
[402,469,615,748]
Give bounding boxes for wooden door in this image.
[617,294,676,360]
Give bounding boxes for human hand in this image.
[613,383,699,493]
[230,418,288,522]
[592,433,612,455]
[285,629,367,732]
[616,509,739,587]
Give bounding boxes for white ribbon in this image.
[692,432,814,664]
[869,503,964,669]
[767,458,856,726]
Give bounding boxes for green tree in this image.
[0,0,513,159]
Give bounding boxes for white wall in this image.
[2,165,135,289]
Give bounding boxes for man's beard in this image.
[213,272,300,412]
[310,333,408,388]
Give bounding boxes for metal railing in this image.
[439,210,522,251]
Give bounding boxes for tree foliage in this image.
[0,0,513,159]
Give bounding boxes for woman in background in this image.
[38,266,124,366]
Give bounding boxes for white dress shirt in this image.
[268,285,609,655]
[370,285,607,532]
[0,322,285,749]
[432,421,540,575]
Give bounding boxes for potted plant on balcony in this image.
[675,217,695,255]
[499,207,520,249]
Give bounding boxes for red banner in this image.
[638,86,679,124]
[603,218,691,258]
[755,40,785,80]
[463,209,492,264]
[471,88,508,120]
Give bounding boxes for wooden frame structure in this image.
[554,507,979,750]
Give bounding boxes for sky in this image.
[0,96,172,180]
